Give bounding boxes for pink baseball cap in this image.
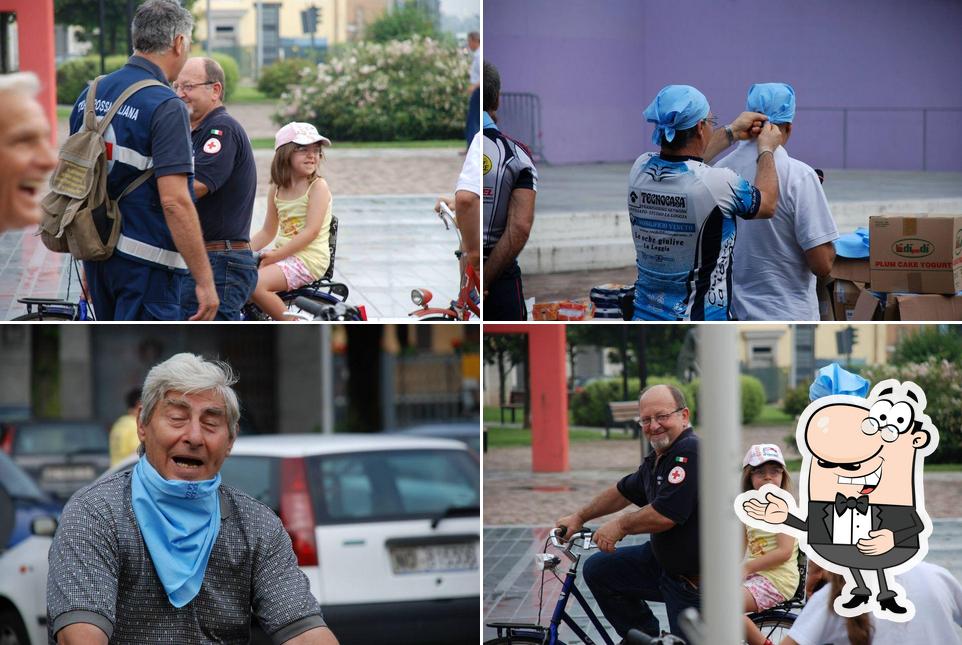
[274,122,332,150]
[743,444,786,468]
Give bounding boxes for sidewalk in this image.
[482,429,962,642]
[0,104,466,320]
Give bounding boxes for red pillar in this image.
[485,324,569,473]
[2,2,57,142]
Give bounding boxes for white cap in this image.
[274,122,332,150]
[743,444,786,468]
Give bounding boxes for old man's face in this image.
[138,389,234,481]
[0,90,56,233]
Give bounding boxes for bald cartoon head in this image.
[802,381,936,507]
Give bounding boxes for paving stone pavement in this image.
[482,431,962,642]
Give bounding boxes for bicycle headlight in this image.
[411,288,433,307]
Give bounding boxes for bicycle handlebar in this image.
[293,297,357,321]
[549,527,598,551]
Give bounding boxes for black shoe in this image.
[841,594,870,609]
[879,596,908,614]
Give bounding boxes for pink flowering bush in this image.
[863,359,962,463]
[275,36,469,141]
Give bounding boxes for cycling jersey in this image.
[627,153,760,320]
[482,122,537,252]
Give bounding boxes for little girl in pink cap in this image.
[249,122,334,320]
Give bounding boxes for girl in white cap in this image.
[250,122,334,320]
[741,444,799,645]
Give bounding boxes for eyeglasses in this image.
[703,115,719,127]
[638,407,684,428]
[173,81,216,93]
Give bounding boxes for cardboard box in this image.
[831,279,864,321]
[830,257,871,285]
[869,214,962,294]
[882,294,962,321]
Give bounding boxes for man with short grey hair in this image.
[69,0,218,320]
[47,353,339,645]
[0,72,57,233]
[175,57,258,320]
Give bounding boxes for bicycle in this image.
[12,258,94,321]
[241,215,366,321]
[409,202,480,321]
[745,551,808,644]
[485,528,686,645]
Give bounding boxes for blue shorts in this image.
[180,250,258,320]
[84,254,185,321]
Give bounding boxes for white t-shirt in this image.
[787,562,962,644]
[457,132,482,195]
[470,49,480,84]
[714,141,838,321]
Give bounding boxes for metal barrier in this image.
[795,106,962,170]
[498,92,546,162]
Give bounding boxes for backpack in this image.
[39,76,165,261]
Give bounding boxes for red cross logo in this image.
[668,466,686,485]
[203,138,221,154]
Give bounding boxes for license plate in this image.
[389,542,478,574]
[42,464,95,482]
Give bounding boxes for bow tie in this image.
[834,493,869,516]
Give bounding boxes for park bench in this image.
[605,401,640,439]
[500,390,526,424]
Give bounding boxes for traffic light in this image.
[301,6,319,34]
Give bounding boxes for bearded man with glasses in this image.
[555,384,701,642]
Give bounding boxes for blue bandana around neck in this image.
[746,82,796,124]
[644,85,710,146]
[482,111,498,130]
[131,456,222,608]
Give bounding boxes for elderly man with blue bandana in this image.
[47,353,338,645]
[628,85,782,320]
[715,83,838,320]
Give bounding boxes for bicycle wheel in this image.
[11,311,75,321]
[752,613,796,643]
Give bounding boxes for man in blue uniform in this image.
[174,57,258,320]
[555,385,700,641]
[70,0,218,320]
[629,85,782,321]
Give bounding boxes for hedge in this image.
[862,360,962,463]
[57,52,240,105]
[276,35,469,141]
[257,58,315,98]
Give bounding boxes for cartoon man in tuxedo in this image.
[736,379,938,622]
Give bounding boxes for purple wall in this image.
[484,0,962,169]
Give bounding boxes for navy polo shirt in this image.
[617,427,700,577]
[190,106,256,242]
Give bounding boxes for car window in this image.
[308,450,479,524]
[220,455,279,512]
[13,424,107,456]
[0,452,47,500]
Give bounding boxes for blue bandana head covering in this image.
[644,85,710,146]
[131,456,222,607]
[809,362,870,402]
[834,227,870,258]
[746,83,796,124]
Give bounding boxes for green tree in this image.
[483,334,525,409]
[55,0,197,57]
[891,327,962,366]
[365,1,436,43]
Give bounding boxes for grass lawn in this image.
[485,426,636,448]
[56,105,73,119]
[231,86,273,104]
[750,404,795,426]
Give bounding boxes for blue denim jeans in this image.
[180,250,258,320]
[582,541,700,641]
[84,255,184,321]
